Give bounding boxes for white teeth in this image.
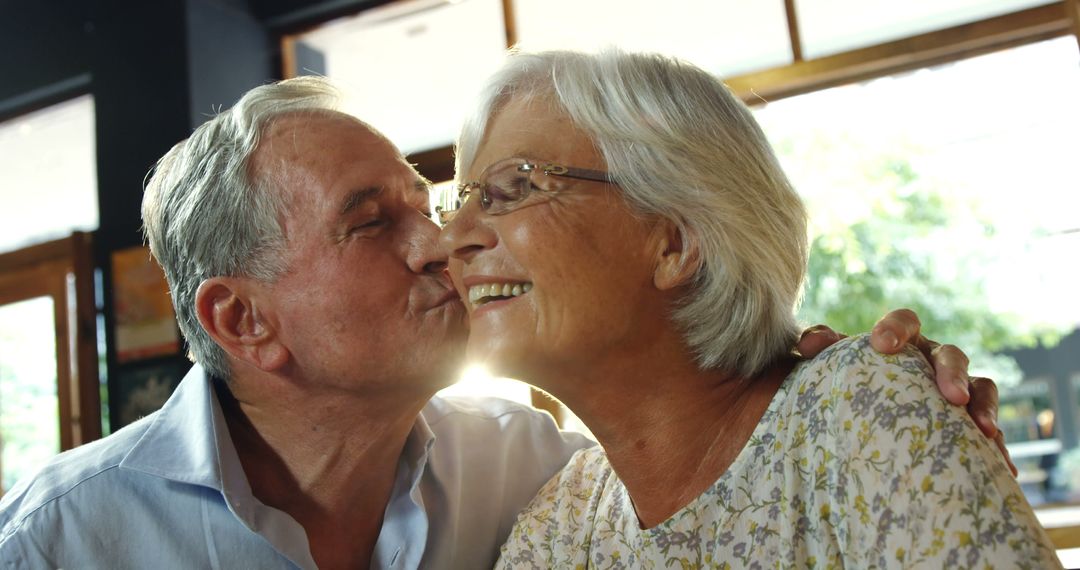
[467,281,533,306]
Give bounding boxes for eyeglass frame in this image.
[436,158,616,226]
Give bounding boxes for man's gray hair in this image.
[142,76,340,380]
[456,50,808,377]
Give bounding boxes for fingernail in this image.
[881,329,899,350]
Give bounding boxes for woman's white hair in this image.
[456,50,808,377]
[142,76,340,380]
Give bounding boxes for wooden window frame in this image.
[0,233,102,457]
[281,2,1076,182]
[728,2,1075,103]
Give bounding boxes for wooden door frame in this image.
[0,232,102,451]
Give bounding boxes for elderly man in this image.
[0,77,1002,569]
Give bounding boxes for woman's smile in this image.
[465,280,533,308]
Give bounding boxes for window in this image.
[0,297,59,492]
[512,0,791,77]
[0,95,97,255]
[753,36,1080,503]
[289,0,508,154]
[0,234,102,493]
[795,0,1053,58]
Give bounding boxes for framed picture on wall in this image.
[111,246,180,363]
[110,358,190,430]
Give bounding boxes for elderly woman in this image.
[439,50,1058,568]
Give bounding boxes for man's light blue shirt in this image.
[0,365,592,569]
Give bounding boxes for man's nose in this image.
[408,213,450,275]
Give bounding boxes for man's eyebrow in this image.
[413,177,433,195]
[412,178,435,212]
[340,187,383,216]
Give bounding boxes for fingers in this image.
[867,308,973,406]
[870,308,922,353]
[929,344,972,405]
[968,377,1017,478]
[967,377,1000,438]
[994,431,1019,477]
[796,325,846,359]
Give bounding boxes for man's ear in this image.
[651,219,701,291]
[194,277,289,372]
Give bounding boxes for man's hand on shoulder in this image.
[796,307,1017,476]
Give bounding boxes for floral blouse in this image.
[497,335,1060,569]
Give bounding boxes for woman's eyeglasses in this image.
[436,157,614,226]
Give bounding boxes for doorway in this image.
[0,233,100,494]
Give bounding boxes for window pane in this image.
[796,0,1051,58]
[753,37,1080,504]
[513,0,792,77]
[0,95,98,254]
[293,0,508,154]
[0,297,60,492]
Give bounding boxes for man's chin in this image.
[419,338,470,391]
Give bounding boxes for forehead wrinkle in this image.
[340,186,384,216]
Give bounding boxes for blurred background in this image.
[1,0,1078,557]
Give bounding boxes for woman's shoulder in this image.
[785,336,1059,567]
[790,332,936,419]
[799,332,933,384]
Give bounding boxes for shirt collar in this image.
[119,364,249,502]
[406,407,437,489]
[120,363,439,486]
[369,401,438,568]
[120,365,317,568]
[119,364,440,569]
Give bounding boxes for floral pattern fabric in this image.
[497,335,1060,569]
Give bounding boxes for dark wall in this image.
[0,0,392,247]
[0,0,93,119]
[0,0,279,250]
[1,0,285,431]
[92,0,193,253]
[187,0,276,130]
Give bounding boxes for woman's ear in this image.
[194,277,289,372]
[651,219,701,291]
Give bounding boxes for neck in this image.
[545,338,792,529]
[218,373,433,569]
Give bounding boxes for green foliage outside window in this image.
[772,131,1067,387]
